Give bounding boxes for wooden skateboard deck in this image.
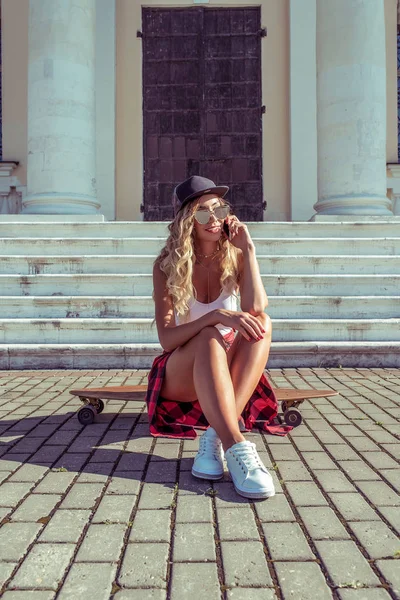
[70,385,338,427]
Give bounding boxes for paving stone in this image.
[269,446,299,461]
[151,442,180,460]
[314,540,380,587]
[129,509,171,543]
[380,444,400,460]
[76,463,114,483]
[175,494,213,523]
[375,559,400,598]
[7,463,49,483]
[138,483,175,509]
[10,543,75,589]
[337,590,393,600]
[313,470,356,493]
[33,472,75,494]
[114,591,167,600]
[145,461,178,483]
[347,437,380,452]
[338,461,381,481]
[92,493,136,524]
[301,452,337,470]
[379,469,400,491]
[254,493,296,522]
[226,590,277,600]
[356,481,400,507]
[105,476,141,496]
[55,562,117,600]
[297,506,350,540]
[325,444,360,461]
[53,453,90,471]
[274,562,332,600]
[173,522,216,562]
[0,522,43,560]
[170,562,220,600]
[285,482,328,506]
[177,472,216,497]
[221,541,273,587]
[216,505,259,541]
[115,452,147,471]
[327,493,381,521]
[377,506,400,533]
[359,452,399,470]
[0,482,35,507]
[277,461,313,481]
[119,542,169,588]
[75,524,126,562]
[11,494,62,522]
[1,592,56,599]
[39,509,91,543]
[347,521,400,559]
[60,483,105,509]
[291,437,323,451]
[262,522,315,559]
[0,562,17,588]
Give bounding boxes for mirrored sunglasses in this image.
[194,205,230,225]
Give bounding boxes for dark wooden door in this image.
[142,7,264,221]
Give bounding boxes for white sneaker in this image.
[191,427,224,480]
[225,440,275,499]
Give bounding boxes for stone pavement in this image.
[0,368,399,600]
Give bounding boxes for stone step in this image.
[1,341,399,369]
[1,220,400,239]
[0,295,398,319]
[0,237,399,256]
[1,254,399,275]
[1,273,399,296]
[1,317,399,343]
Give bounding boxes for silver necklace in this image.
[196,247,220,259]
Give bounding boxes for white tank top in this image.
[174,289,239,336]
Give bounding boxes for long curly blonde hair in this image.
[153,196,241,320]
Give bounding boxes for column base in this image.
[22,193,101,215]
[313,195,393,217]
[310,214,400,222]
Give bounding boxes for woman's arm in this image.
[225,216,268,316]
[238,242,268,316]
[153,262,266,351]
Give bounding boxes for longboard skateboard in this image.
[70,385,338,428]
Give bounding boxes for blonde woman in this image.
[146,176,291,499]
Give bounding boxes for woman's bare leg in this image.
[227,312,272,418]
[160,326,245,450]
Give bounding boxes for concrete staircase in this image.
[0,220,399,369]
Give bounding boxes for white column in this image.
[24,0,100,215]
[314,0,392,216]
[289,0,318,221]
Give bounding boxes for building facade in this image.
[0,0,399,222]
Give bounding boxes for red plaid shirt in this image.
[145,331,292,439]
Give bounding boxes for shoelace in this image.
[230,443,264,471]
[198,433,222,459]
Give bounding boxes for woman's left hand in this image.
[223,215,253,252]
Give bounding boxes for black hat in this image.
[174,176,229,211]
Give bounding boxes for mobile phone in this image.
[223,221,230,238]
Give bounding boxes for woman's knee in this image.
[256,312,272,336]
[196,326,226,348]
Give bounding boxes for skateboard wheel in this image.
[281,401,288,413]
[96,399,105,414]
[78,405,96,426]
[284,408,302,427]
